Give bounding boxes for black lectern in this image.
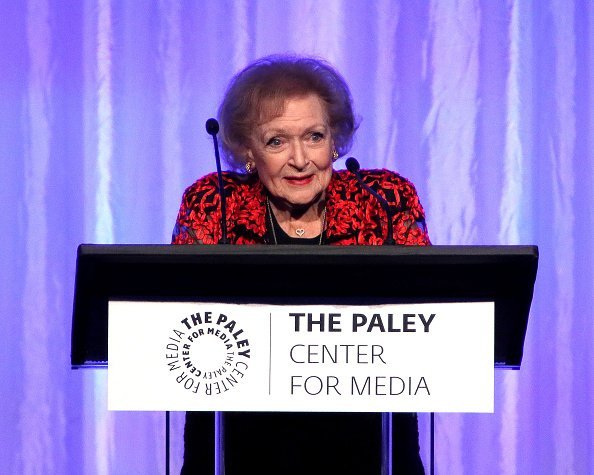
[71,244,538,474]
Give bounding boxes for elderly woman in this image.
[173,55,428,474]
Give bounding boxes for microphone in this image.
[205,118,219,135]
[205,118,228,244]
[346,157,394,245]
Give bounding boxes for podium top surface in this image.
[71,244,538,369]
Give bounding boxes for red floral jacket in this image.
[172,169,430,246]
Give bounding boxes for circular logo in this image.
[164,310,251,396]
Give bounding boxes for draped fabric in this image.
[1,1,592,473]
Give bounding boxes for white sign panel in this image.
[108,301,493,413]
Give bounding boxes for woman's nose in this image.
[289,141,308,168]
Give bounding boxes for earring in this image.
[245,162,253,174]
[332,148,339,162]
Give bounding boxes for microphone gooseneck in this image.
[346,157,394,245]
[205,118,228,244]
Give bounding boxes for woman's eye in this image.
[310,132,325,142]
[266,137,282,147]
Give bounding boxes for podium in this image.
[72,244,538,474]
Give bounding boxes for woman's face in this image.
[246,94,334,211]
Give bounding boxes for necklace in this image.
[266,197,326,245]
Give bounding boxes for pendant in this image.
[295,229,305,237]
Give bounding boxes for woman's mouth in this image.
[284,175,314,186]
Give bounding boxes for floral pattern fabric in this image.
[172,169,430,246]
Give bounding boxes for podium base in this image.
[177,411,425,474]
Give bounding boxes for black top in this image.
[266,204,324,245]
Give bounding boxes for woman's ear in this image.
[331,141,339,162]
[244,149,256,174]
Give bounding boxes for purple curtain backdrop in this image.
[1,1,592,474]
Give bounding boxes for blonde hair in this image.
[218,54,358,170]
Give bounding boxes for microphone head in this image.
[345,157,360,173]
[205,118,220,135]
